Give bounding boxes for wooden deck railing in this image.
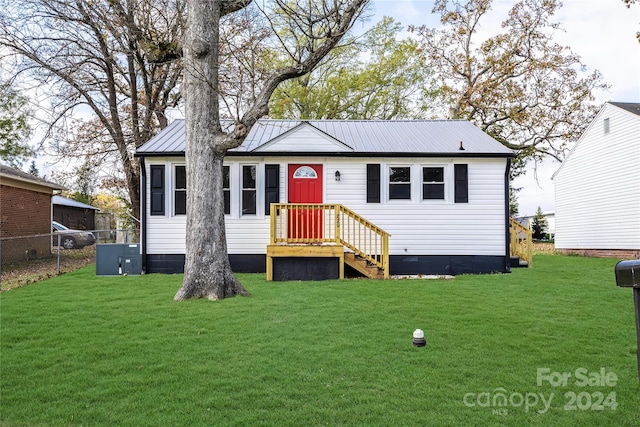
[509,217,533,267]
[269,203,390,278]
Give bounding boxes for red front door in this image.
[288,164,323,239]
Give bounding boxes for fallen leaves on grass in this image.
[1,247,95,291]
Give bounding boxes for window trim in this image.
[241,163,258,216]
[388,165,412,201]
[422,166,446,200]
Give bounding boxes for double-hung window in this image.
[389,166,411,200]
[174,165,187,215]
[422,167,445,200]
[242,165,257,215]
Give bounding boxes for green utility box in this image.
[96,244,142,275]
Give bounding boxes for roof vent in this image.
[459,141,465,151]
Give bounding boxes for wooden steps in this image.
[266,245,387,281]
[269,203,390,280]
[344,252,386,279]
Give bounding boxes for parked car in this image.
[52,221,96,249]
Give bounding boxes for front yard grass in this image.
[1,254,639,426]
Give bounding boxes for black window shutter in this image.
[174,166,186,215]
[264,164,280,214]
[150,165,165,215]
[223,166,230,215]
[367,164,380,203]
[454,164,468,203]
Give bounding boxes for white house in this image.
[135,119,516,278]
[517,212,555,239]
[554,102,640,258]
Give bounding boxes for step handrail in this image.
[269,203,391,278]
[337,204,390,278]
[509,217,533,267]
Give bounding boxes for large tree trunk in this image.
[175,0,368,300]
[175,0,249,300]
[175,151,248,300]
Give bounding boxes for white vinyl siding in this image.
[555,104,640,250]
[323,157,506,256]
[144,156,507,257]
[144,158,184,254]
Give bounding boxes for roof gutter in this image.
[0,172,66,191]
[504,157,512,273]
[135,151,516,159]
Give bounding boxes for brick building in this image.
[0,165,64,264]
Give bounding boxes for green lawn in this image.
[1,254,639,426]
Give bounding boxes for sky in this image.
[371,0,640,216]
[24,0,640,216]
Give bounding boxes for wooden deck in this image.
[267,204,390,281]
[266,206,530,280]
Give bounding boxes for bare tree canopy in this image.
[411,0,608,176]
[176,0,370,301]
[217,5,277,118]
[0,0,185,216]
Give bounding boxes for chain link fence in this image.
[0,229,140,291]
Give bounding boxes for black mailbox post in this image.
[614,260,640,380]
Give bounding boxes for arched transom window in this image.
[293,166,318,179]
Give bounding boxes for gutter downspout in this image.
[140,157,148,274]
[504,158,512,273]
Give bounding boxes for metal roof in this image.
[53,195,99,210]
[136,119,514,157]
[609,102,640,117]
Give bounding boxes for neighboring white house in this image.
[554,102,640,258]
[516,212,555,239]
[135,119,516,276]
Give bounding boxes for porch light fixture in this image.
[334,170,341,181]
